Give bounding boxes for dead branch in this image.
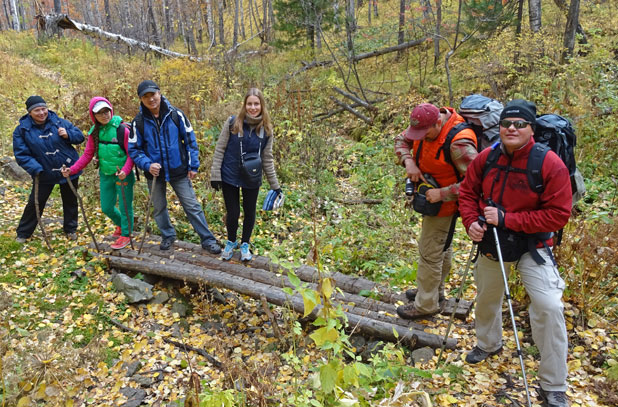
[329,96,373,125]
[333,87,377,111]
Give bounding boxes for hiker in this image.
[61,97,134,250]
[13,96,84,243]
[210,88,281,262]
[128,80,221,254]
[458,99,572,407]
[394,103,478,319]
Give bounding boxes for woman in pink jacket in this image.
[62,97,134,249]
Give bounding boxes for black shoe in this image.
[538,388,569,407]
[396,303,439,320]
[465,345,503,364]
[202,240,222,254]
[160,237,176,250]
[405,288,445,303]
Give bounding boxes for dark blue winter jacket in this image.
[13,110,84,184]
[221,117,269,188]
[128,96,199,181]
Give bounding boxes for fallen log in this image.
[333,87,377,111]
[329,96,373,124]
[101,252,455,349]
[170,240,472,320]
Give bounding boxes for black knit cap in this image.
[137,80,160,98]
[26,95,47,112]
[500,99,537,125]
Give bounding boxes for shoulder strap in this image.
[482,145,503,180]
[115,123,129,154]
[133,113,144,138]
[170,109,180,128]
[439,122,472,182]
[526,143,550,194]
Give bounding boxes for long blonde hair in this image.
[232,88,272,136]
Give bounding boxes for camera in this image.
[405,178,414,196]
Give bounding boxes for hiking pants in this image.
[474,250,568,392]
[414,214,454,313]
[221,182,260,244]
[100,172,135,237]
[16,177,79,238]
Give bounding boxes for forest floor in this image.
[1,173,617,406]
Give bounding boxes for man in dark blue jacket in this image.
[13,96,84,242]
[128,80,221,253]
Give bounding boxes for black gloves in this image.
[274,188,282,195]
[211,180,222,191]
[497,209,505,228]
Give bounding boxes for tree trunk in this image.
[103,0,112,29]
[373,0,378,17]
[516,0,524,34]
[163,0,173,44]
[233,0,239,48]
[205,0,215,45]
[397,0,405,58]
[434,0,442,68]
[529,0,542,32]
[9,0,20,29]
[561,0,580,63]
[217,0,224,45]
[54,0,62,13]
[147,0,162,47]
[239,0,245,39]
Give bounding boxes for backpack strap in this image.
[526,143,550,194]
[481,144,503,180]
[438,122,472,182]
[115,123,129,154]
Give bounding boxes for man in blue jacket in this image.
[128,80,221,253]
[13,96,84,242]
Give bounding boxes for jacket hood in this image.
[139,95,171,119]
[88,96,114,124]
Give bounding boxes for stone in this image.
[170,302,188,317]
[112,273,153,303]
[132,374,154,387]
[1,157,30,182]
[150,291,170,305]
[120,387,146,407]
[411,347,435,365]
[124,360,142,377]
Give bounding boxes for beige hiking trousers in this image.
[414,214,455,313]
[474,250,568,392]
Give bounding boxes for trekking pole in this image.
[33,174,53,251]
[436,241,478,367]
[117,167,134,250]
[139,174,157,254]
[484,215,532,407]
[62,166,100,252]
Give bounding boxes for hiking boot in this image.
[538,388,569,407]
[202,240,222,255]
[465,345,503,364]
[112,226,122,237]
[239,242,252,261]
[396,303,439,320]
[405,288,446,303]
[221,240,238,261]
[160,236,176,250]
[16,236,27,243]
[111,236,131,250]
[66,232,78,240]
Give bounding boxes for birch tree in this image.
[529,0,541,32]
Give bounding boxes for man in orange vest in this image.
[394,103,478,319]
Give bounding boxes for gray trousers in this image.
[474,250,568,392]
[414,214,454,313]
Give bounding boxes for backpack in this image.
[482,113,585,204]
[132,109,181,140]
[439,94,504,181]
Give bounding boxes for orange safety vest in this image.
[412,109,476,217]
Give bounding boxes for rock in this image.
[200,321,224,332]
[1,157,30,182]
[207,287,227,304]
[349,335,367,352]
[124,360,142,377]
[170,302,188,317]
[112,273,153,303]
[141,273,162,285]
[150,291,170,305]
[170,322,181,338]
[132,374,154,387]
[120,387,146,407]
[71,269,86,278]
[411,347,435,365]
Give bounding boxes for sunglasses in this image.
[500,119,531,129]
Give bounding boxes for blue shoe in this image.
[240,242,252,261]
[221,240,237,261]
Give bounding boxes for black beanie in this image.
[500,99,537,125]
[26,95,47,112]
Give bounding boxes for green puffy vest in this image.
[95,115,127,176]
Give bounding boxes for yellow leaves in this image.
[568,359,582,372]
[436,393,460,405]
[17,396,31,407]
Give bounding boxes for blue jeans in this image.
[147,176,216,245]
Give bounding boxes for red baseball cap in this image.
[405,103,440,140]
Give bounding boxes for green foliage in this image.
[273,0,340,49]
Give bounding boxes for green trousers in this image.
[100,172,135,237]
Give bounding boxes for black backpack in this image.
[483,113,584,203]
[439,95,504,181]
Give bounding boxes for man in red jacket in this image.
[458,99,572,407]
[394,103,478,319]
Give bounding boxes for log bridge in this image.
[96,237,473,350]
